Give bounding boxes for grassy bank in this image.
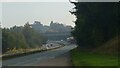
[2,44,65,60]
[2,48,45,60]
[71,48,119,67]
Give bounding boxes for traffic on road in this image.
[2,41,77,66]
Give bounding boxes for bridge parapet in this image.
[41,32,71,41]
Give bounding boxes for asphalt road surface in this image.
[2,44,77,66]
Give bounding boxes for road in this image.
[2,44,77,66]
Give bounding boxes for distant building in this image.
[31,21,46,33]
[30,21,72,41]
[50,21,72,32]
[31,21,72,33]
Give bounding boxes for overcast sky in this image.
[0,3,1,15]
[1,2,76,28]
[0,0,119,28]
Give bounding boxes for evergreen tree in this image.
[70,2,119,48]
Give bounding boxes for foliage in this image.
[70,2,119,48]
[2,22,47,53]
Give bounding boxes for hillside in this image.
[93,35,119,55]
[71,36,119,66]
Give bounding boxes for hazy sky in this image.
[1,0,119,28]
[1,1,76,28]
[78,0,119,2]
[0,3,2,25]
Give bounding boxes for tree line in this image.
[70,2,119,49]
[2,22,47,53]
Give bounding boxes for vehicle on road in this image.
[42,42,63,50]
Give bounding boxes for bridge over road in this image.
[42,32,71,41]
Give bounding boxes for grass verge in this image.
[2,44,65,60]
[71,48,119,67]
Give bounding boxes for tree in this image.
[70,2,119,48]
[2,22,47,53]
